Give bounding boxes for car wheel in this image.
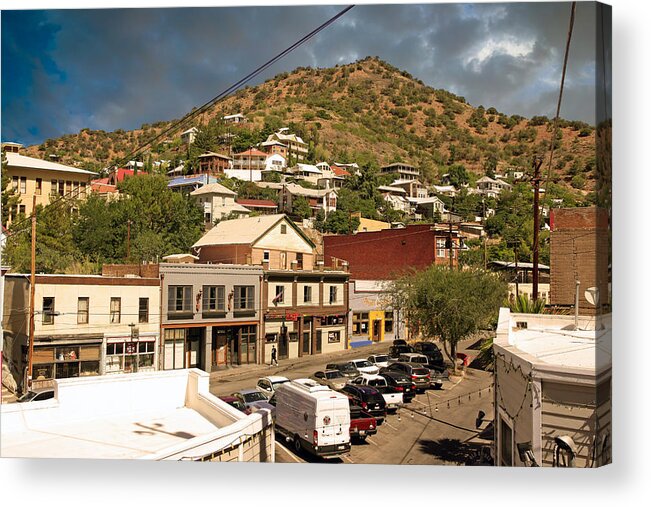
[293,435,302,454]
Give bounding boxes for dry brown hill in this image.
[23,56,596,192]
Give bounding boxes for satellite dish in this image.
[585,287,600,307]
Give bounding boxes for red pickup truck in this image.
[349,404,378,442]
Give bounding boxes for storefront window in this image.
[107,340,156,373]
[32,364,53,381]
[353,312,369,335]
[265,333,277,343]
[56,362,79,379]
[385,312,394,333]
[80,361,100,377]
[328,331,341,343]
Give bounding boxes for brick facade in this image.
[101,263,160,279]
[323,225,459,280]
[550,208,610,312]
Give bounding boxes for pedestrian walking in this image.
[271,345,278,367]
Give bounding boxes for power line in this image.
[4,5,356,239]
[115,5,356,168]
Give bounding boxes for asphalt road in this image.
[209,349,494,466]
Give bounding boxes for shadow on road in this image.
[417,438,490,466]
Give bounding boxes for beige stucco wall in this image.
[5,165,93,218]
[297,282,319,305]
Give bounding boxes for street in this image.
[209,342,494,465]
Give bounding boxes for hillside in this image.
[23,56,596,192]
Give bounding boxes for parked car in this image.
[275,379,351,458]
[412,341,445,368]
[232,389,276,417]
[388,344,413,359]
[367,354,390,369]
[340,384,386,424]
[311,370,348,390]
[219,395,251,414]
[380,363,431,392]
[398,353,445,387]
[349,359,379,375]
[326,362,360,379]
[349,403,378,442]
[392,339,408,347]
[17,389,55,403]
[349,374,403,411]
[256,376,290,398]
[379,370,416,403]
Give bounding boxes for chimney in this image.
[262,259,270,271]
[316,260,324,272]
[342,261,349,273]
[290,260,298,271]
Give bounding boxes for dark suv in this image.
[379,370,416,403]
[412,341,445,368]
[340,384,387,424]
[381,363,431,392]
[388,344,413,359]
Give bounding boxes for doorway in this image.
[372,320,382,341]
[187,328,202,369]
[228,328,239,366]
[315,330,322,354]
[278,325,289,359]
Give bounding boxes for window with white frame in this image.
[436,238,447,257]
[329,286,338,304]
[110,298,121,323]
[77,297,89,324]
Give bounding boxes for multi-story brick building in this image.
[550,207,610,312]
[192,214,349,362]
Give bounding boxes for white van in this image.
[275,378,351,459]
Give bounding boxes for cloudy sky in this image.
[2,1,603,146]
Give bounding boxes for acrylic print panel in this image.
[0,1,611,468]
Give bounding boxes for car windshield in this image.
[230,400,246,410]
[17,391,39,402]
[419,343,436,351]
[341,364,357,373]
[244,392,268,403]
[409,356,427,364]
[271,379,289,388]
[374,355,389,362]
[413,368,429,376]
[367,379,384,387]
[326,371,344,379]
[355,361,372,368]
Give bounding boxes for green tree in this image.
[4,197,80,273]
[1,156,21,227]
[292,196,312,219]
[388,265,507,371]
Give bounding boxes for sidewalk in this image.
[209,341,393,384]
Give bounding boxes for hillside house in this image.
[222,113,247,124]
[232,148,269,171]
[180,127,198,145]
[198,152,232,175]
[260,139,288,159]
[235,199,278,215]
[279,183,337,217]
[190,182,250,225]
[475,176,512,198]
[378,185,411,214]
[2,143,96,225]
[380,162,420,181]
[265,129,308,162]
[390,179,428,199]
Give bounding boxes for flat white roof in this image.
[1,407,219,460]
[495,309,612,377]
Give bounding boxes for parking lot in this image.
[209,343,494,465]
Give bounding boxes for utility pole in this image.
[532,157,543,301]
[514,244,520,298]
[27,195,37,390]
[448,196,455,269]
[126,220,131,260]
[482,198,487,269]
[248,146,252,183]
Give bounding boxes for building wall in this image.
[254,220,314,255]
[540,379,612,467]
[494,352,535,466]
[4,166,93,221]
[324,225,459,280]
[550,207,610,311]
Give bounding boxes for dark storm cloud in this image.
[1,2,600,146]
